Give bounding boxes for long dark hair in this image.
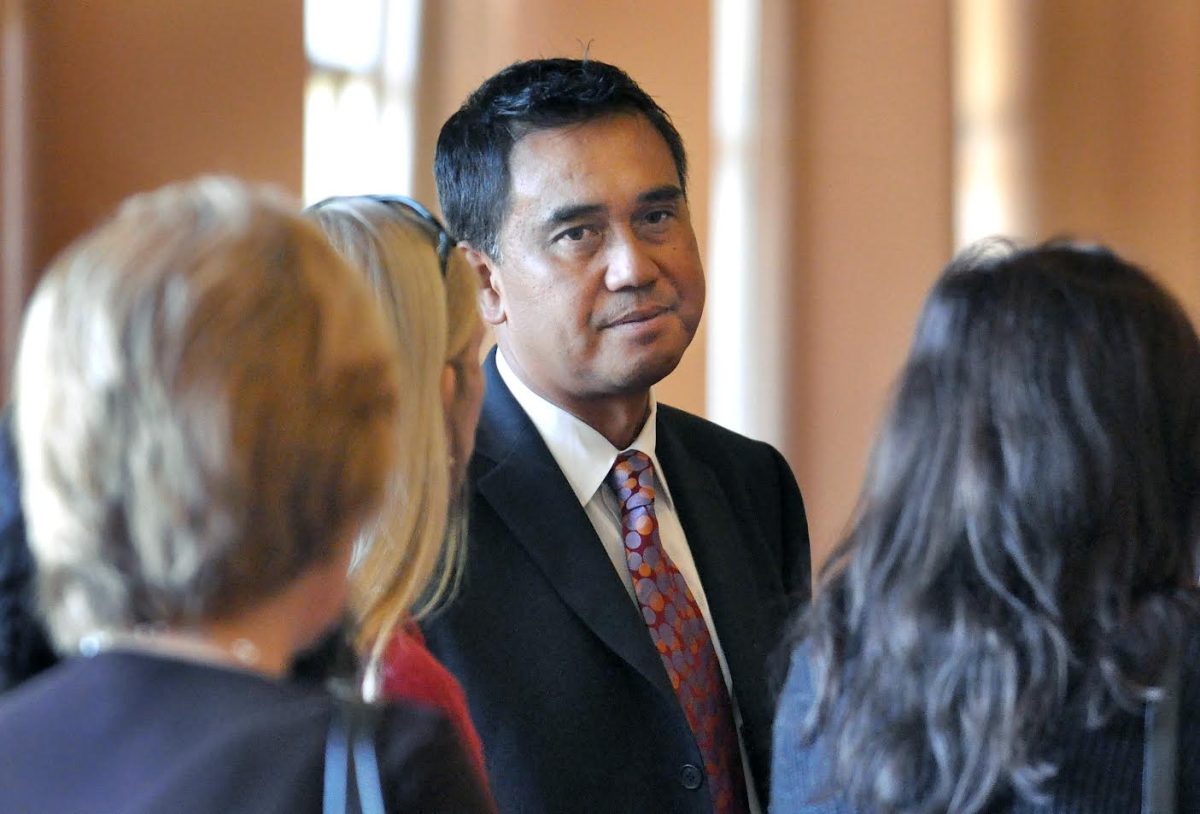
[798,240,1200,812]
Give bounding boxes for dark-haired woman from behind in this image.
[771,240,1200,813]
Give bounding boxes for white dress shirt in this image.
[496,350,762,812]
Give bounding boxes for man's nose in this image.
[603,233,658,291]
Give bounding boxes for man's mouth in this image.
[605,304,671,328]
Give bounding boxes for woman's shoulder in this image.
[378,626,491,787]
[772,640,854,813]
[775,640,816,725]
[0,654,493,812]
[380,626,460,704]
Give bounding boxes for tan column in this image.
[1,1,306,397]
[1,0,31,395]
[1023,0,1200,321]
[24,0,305,277]
[774,1,955,568]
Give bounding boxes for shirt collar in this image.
[496,349,674,508]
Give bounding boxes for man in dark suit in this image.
[424,58,811,814]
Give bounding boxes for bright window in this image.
[303,0,423,204]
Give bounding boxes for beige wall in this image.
[772,1,955,567]
[770,0,1200,568]
[1023,0,1200,321]
[1,0,304,393]
[26,0,305,271]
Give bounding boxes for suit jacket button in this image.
[680,764,703,790]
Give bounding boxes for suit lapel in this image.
[473,352,676,702]
[655,413,772,739]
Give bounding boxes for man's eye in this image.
[644,209,673,226]
[555,225,596,244]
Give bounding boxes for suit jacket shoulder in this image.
[656,402,811,603]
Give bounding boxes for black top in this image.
[0,651,492,814]
[0,408,56,692]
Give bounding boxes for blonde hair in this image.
[307,197,480,665]
[15,177,401,650]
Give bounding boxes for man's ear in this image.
[460,243,506,326]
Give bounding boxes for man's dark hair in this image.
[434,58,688,257]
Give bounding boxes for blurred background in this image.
[3,0,1198,568]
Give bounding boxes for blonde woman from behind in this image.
[308,194,488,785]
[0,178,492,814]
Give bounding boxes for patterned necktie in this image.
[607,450,749,814]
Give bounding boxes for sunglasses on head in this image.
[311,193,456,278]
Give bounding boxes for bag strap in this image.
[1142,654,1181,814]
[324,693,387,814]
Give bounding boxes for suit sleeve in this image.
[768,445,811,608]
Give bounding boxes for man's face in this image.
[479,113,705,414]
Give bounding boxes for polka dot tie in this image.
[607,450,749,814]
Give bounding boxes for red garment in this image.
[379,624,491,794]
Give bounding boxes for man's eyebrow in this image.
[638,185,684,205]
[545,202,605,227]
[543,185,684,228]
